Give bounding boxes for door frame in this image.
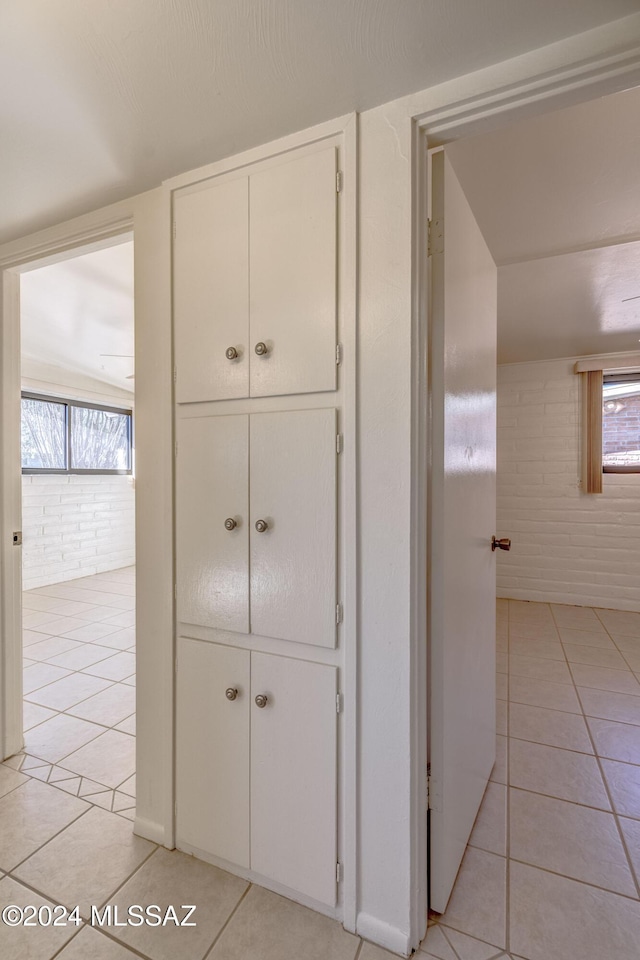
[409,36,640,948]
[0,207,134,760]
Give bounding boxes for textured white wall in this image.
[21,474,135,590]
[497,358,640,612]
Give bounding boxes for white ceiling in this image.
[20,241,134,393]
[2,0,640,244]
[446,86,640,363]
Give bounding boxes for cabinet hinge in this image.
[336,602,343,624]
[336,692,343,714]
[336,433,343,455]
[428,218,444,257]
[336,170,343,194]
[336,342,343,366]
[336,861,342,883]
[173,220,177,240]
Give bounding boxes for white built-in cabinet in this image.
[176,408,337,648]
[173,136,345,911]
[173,146,338,402]
[176,639,338,906]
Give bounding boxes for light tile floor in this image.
[427,599,640,960]
[4,590,640,958]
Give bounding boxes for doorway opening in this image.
[16,238,137,815]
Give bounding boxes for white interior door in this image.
[176,414,249,633]
[429,150,498,913]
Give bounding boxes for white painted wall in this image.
[21,474,134,591]
[497,357,640,612]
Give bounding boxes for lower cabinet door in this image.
[250,652,338,906]
[176,639,250,868]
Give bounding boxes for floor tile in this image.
[621,649,640,672]
[490,736,507,785]
[22,662,72,694]
[508,640,564,661]
[510,860,640,960]
[22,610,64,630]
[60,729,136,788]
[496,674,507,700]
[600,759,640,819]
[509,702,593,753]
[97,627,136,650]
[509,654,571,684]
[509,787,635,895]
[555,626,612,648]
[570,663,640,696]
[469,782,506,856]
[23,593,70,613]
[437,847,506,949]
[360,944,400,960]
[25,672,113,711]
[23,702,57,731]
[508,623,559,642]
[67,683,136,727]
[23,713,104,764]
[61,621,124,642]
[578,688,640,726]
[116,714,136,735]
[56,926,142,959]
[619,817,640,883]
[71,604,127,622]
[23,628,54,646]
[47,643,117,670]
[102,610,136,628]
[509,739,610,809]
[0,876,76,960]
[596,609,640,637]
[562,643,629,669]
[420,924,457,959]
[587,717,640,764]
[552,605,602,626]
[0,764,29,799]
[496,701,507,736]
[208,883,359,960]
[119,774,136,797]
[0,779,88,870]
[22,636,82,662]
[14,806,154,918]
[107,847,248,960]
[30,616,91,636]
[611,634,640,654]
[83,651,136,681]
[509,675,581,713]
[439,927,504,960]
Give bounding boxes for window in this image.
[602,373,640,473]
[21,394,133,475]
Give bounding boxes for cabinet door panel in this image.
[249,147,337,397]
[176,415,249,632]
[251,653,337,906]
[174,177,249,402]
[176,639,250,867]
[250,409,336,647]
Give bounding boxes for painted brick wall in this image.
[603,394,640,456]
[497,357,640,612]
[22,474,135,590]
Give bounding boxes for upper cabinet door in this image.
[174,176,249,403]
[249,147,338,398]
[250,408,337,647]
[176,414,249,633]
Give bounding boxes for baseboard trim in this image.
[134,815,171,846]
[356,913,412,957]
[497,589,640,614]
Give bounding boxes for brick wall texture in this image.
[497,358,640,613]
[22,474,135,590]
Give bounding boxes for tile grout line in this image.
[202,883,254,958]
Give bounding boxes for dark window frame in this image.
[602,372,640,475]
[21,392,133,476]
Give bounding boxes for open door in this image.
[428,150,498,913]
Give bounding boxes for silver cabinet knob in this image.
[491,536,511,552]
[255,694,268,708]
[254,341,268,356]
[225,346,239,360]
[254,519,268,533]
[225,687,238,701]
[224,517,238,531]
